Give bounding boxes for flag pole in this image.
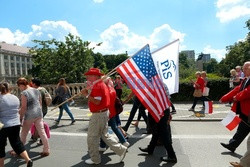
[241,119,250,128]
[151,39,179,54]
[50,70,118,111]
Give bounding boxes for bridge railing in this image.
[11,83,84,98]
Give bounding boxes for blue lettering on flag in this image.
[160,59,176,79]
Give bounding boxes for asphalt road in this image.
[4,119,247,167]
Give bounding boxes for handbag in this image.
[52,96,63,105]
[115,97,123,115]
[203,87,210,96]
[193,89,203,97]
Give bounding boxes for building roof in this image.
[0,41,30,55]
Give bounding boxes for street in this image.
[4,103,248,167]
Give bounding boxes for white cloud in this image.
[93,0,104,3]
[0,28,30,45]
[216,0,250,23]
[0,20,79,46]
[93,22,185,55]
[203,45,226,61]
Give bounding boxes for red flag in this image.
[116,45,170,122]
[221,112,241,131]
[204,101,213,114]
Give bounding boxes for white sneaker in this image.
[122,142,130,147]
[120,147,127,162]
[85,158,100,165]
[99,147,107,152]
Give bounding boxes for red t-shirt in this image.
[108,86,117,118]
[88,81,110,112]
[195,77,205,92]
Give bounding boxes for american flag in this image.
[116,45,170,122]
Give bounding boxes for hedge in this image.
[121,78,231,102]
[171,78,230,101]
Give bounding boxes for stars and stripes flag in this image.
[221,111,241,131]
[204,101,213,114]
[116,44,171,122]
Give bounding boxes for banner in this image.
[151,39,180,95]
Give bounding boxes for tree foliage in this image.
[29,33,95,84]
[103,53,129,72]
[220,19,250,75]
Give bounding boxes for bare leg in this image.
[0,158,4,167]
[20,151,31,163]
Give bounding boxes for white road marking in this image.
[50,131,232,139]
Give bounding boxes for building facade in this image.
[180,50,195,60]
[0,42,32,83]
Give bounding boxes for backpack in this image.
[45,91,52,106]
[38,87,52,106]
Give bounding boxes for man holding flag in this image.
[116,44,177,163]
[219,61,250,153]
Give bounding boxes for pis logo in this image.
[160,59,176,79]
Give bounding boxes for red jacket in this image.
[220,79,250,117]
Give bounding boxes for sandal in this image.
[40,152,50,157]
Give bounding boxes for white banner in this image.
[151,39,180,95]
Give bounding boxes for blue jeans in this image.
[57,103,75,121]
[100,115,126,148]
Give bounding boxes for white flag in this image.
[151,39,180,95]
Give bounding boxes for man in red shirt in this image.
[81,68,127,165]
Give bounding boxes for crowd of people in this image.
[0,62,249,166]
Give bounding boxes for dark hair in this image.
[17,77,29,86]
[0,82,9,94]
[32,78,41,86]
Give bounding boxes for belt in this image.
[92,108,108,113]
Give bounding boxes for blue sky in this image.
[0,0,249,61]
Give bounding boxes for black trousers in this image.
[123,97,147,131]
[229,120,250,149]
[0,125,25,158]
[147,109,176,159]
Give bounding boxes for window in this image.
[4,55,8,59]
[10,56,14,61]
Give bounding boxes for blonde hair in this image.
[230,69,236,75]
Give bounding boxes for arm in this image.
[81,88,101,105]
[19,94,27,120]
[234,85,250,102]
[123,92,134,104]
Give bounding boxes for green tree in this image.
[93,52,107,72]
[104,53,129,72]
[29,33,95,84]
[179,53,196,80]
[221,19,250,74]
[203,58,218,73]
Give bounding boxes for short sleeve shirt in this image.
[21,87,43,120]
[88,81,110,112]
